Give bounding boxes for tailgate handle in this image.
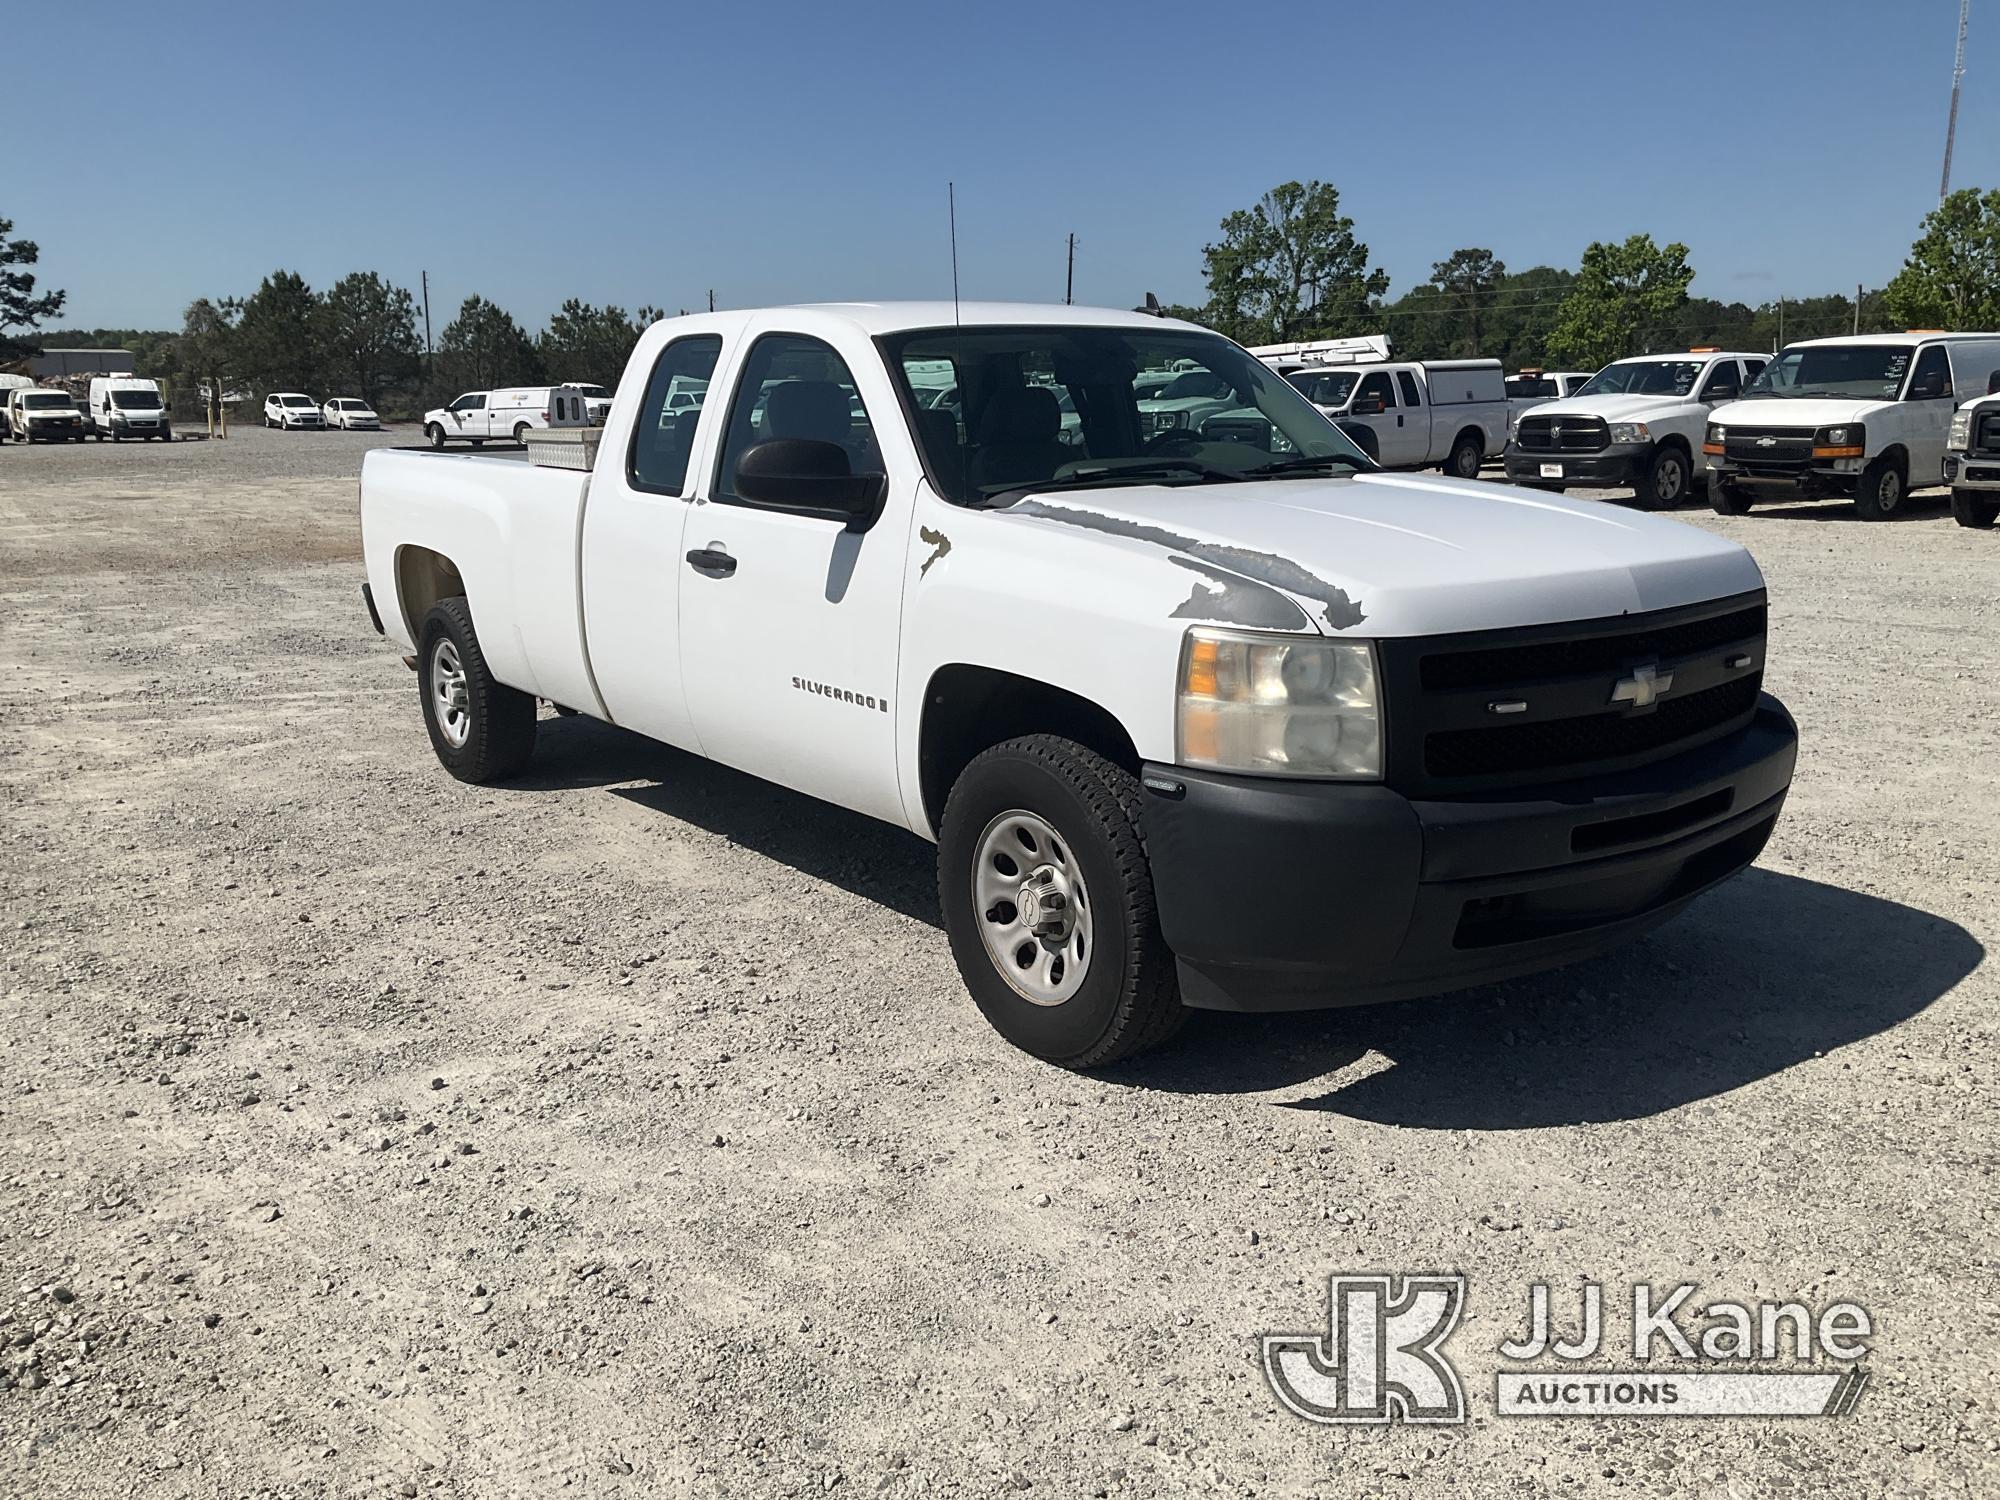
[685,546,737,578]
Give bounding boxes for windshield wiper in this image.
[977,458,1246,503]
[1242,452,1374,476]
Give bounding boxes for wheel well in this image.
[1453,426,1484,454]
[1870,445,1908,473]
[395,546,464,640]
[918,665,1140,835]
[1656,433,1691,456]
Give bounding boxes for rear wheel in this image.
[513,422,530,445]
[1709,473,1753,515]
[416,598,537,783]
[1951,487,2000,529]
[1446,431,1483,480]
[937,735,1184,1068]
[426,423,446,449]
[1853,455,1905,520]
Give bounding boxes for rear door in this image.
[672,322,916,824]
[1394,368,1434,463]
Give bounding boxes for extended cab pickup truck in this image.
[1252,338,1509,480]
[1705,333,2000,520]
[360,302,1797,1069]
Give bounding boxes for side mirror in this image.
[1351,395,1386,416]
[1910,373,1946,400]
[735,438,885,531]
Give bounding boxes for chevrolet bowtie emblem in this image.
[1756,435,1778,447]
[1610,662,1673,710]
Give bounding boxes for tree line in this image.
[1169,181,2000,371]
[7,184,2000,407]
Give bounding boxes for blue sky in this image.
[11,0,1995,332]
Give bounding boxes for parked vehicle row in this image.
[360,300,1797,1068]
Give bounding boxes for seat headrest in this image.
[764,380,852,444]
[977,385,1061,444]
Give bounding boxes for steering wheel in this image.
[1143,429,1203,456]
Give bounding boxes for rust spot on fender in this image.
[918,525,952,576]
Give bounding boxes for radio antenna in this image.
[948,181,961,325]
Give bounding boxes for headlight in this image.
[1177,627,1381,779]
[1811,422,1865,456]
[1949,412,1971,449]
[1705,423,1723,445]
[1609,421,1650,444]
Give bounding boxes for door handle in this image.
[685,546,737,578]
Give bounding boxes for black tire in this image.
[416,597,537,784]
[1635,444,1690,510]
[1854,455,1906,520]
[426,423,446,449]
[1446,430,1483,480]
[1708,473,1753,515]
[471,438,485,448]
[937,735,1184,1068]
[1951,487,2000,529]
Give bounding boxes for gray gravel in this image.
[0,430,1994,1497]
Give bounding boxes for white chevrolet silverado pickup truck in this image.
[359,302,1797,1068]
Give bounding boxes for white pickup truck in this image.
[360,302,1797,1068]
[1944,370,2000,529]
[1251,339,1509,479]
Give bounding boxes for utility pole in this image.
[1942,0,1970,203]
[1854,283,1863,335]
[1777,294,1785,349]
[708,289,716,313]
[1065,233,1076,305]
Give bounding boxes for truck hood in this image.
[1708,396,1887,428]
[997,472,1764,638]
[1522,392,1696,423]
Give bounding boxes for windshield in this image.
[1743,344,1914,401]
[1287,370,1361,407]
[21,393,72,408]
[881,325,1370,504]
[280,395,314,407]
[109,390,159,409]
[1576,360,1704,398]
[571,385,610,399]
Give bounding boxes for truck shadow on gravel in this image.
[1115,870,1980,1128]
[522,718,1979,1129]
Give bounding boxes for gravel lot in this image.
[2,426,1994,1498]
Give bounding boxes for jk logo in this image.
[1262,1274,1467,1425]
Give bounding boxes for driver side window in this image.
[1907,346,1952,401]
[1355,371,1395,408]
[1699,361,1741,402]
[714,334,881,505]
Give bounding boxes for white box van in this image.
[88,376,172,442]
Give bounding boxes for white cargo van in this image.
[0,373,35,441]
[88,376,172,442]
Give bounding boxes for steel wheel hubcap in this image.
[972,809,1093,1006]
[431,638,471,748]
[1658,457,1683,498]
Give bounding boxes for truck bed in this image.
[359,449,604,716]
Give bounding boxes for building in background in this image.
[30,348,136,378]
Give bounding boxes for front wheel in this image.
[937,736,1184,1068]
[1709,473,1753,515]
[1854,456,1906,520]
[1952,487,2000,529]
[426,423,446,449]
[1636,445,1690,510]
[416,598,537,783]
[1446,431,1483,480]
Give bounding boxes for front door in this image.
[450,394,487,438]
[675,328,913,825]
[1903,345,1956,485]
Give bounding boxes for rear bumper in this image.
[1503,442,1648,487]
[1140,696,1797,1012]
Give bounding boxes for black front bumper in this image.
[1503,442,1648,487]
[1140,696,1797,1011]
